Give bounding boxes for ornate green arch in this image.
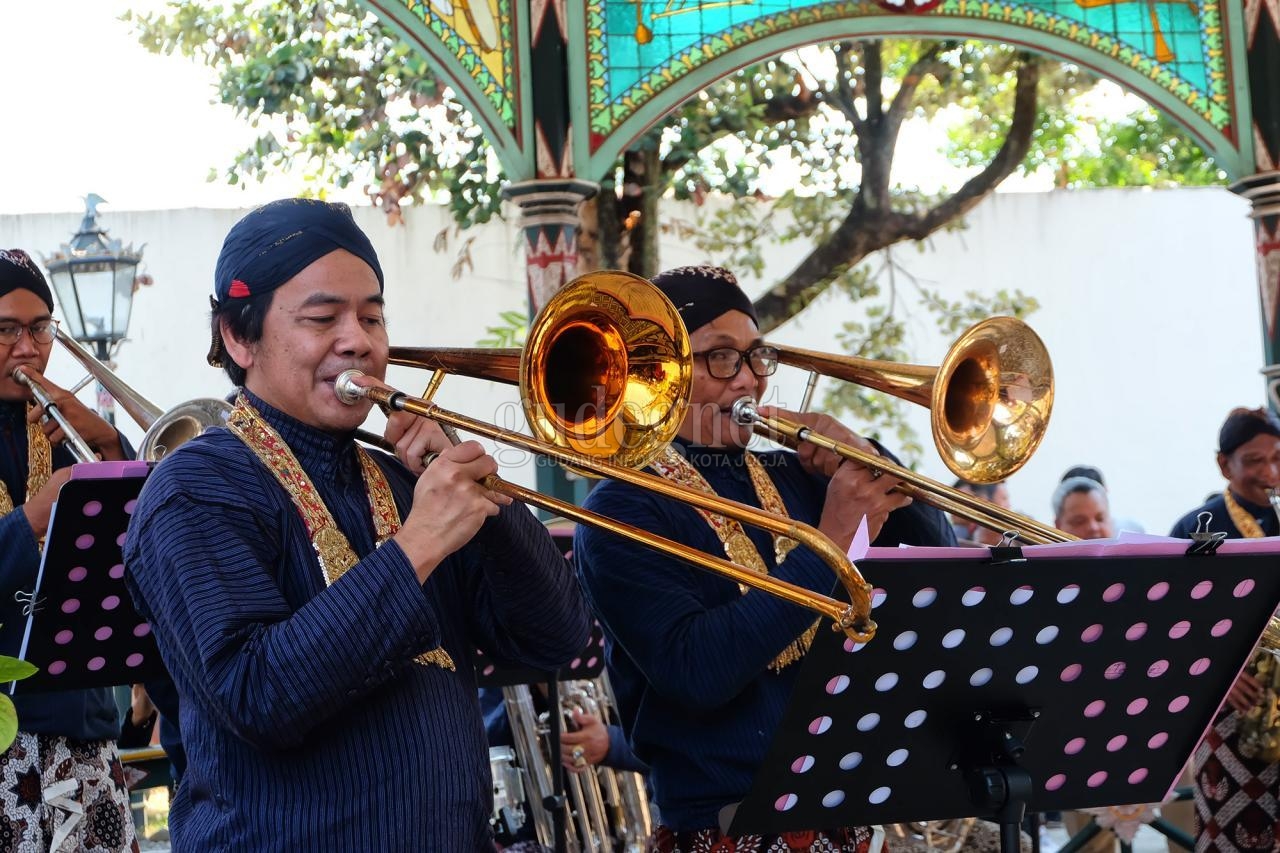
[362,0,532,179]
[574,0,1252,181]
[360,0,1280,410]
[360,0,1257,182]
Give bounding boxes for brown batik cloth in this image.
[1194,709,1280,853]
[648,824,877,853]
[0,732,139,852]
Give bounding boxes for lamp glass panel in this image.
[48,268,85,340]
[112,264,136,340]
[70,263,117,342]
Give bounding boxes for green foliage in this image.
[0,653,37,751]
[124,0,503,224]
[948,102,1226,187]
[477,310,528,349]
[128,5,1209,452]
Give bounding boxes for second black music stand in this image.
[12,462,163,694]
[730,548,1280,853]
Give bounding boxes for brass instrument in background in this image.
[1236,617,1280,762]
[775,317,1054,484]
[341,271,878,640]
[54,330,230,461]
[500,678,650,852]
[757,317,1075,545]
[1237,488,1280,761]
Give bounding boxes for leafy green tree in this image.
[126,2,1214,457]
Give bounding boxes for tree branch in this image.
[899,56,1041,239]
[752,56,1042,332]
[831,41,866,132]
[885,43,943,144]
[863,40,884,124]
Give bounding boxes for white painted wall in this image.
[0,186,1261,531]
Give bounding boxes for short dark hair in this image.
[1061,465,1105,487]
[1052,476,1108,520]
[210,291,274,387]
[951,479,1005,502]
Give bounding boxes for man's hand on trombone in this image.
[384,404,453,477]
[17,367,125,461]
[758,405,910,548]
[342,373,513,583]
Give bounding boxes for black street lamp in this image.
[44,194,146,424]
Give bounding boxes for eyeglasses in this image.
[0,319,58,347]
[692,345,779,380]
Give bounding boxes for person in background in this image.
[1051,476,1116,540]
[0,249,138,852]
[1169,407,1280,853]
[1059,465,1144,534]
[950,478,1011,545]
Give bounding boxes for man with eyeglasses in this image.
[0,249,137,851]
[574,264,955,853]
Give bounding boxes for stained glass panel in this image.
[586,0,1232,150]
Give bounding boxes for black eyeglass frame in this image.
[0,318,60,346]
[690,344,780,380]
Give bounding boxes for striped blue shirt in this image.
[124,391,591,851]
[575,439,954,830]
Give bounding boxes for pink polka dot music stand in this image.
[12,463,164,693]
[729,549,1280,853]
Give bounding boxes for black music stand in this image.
[730,546,1280,853]
[11,462,164,694]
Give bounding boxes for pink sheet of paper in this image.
[862,531,1280,560]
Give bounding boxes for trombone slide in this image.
[334,370,878,641]
[12,368,98,463]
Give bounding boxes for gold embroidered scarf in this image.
[1223,489,1268,539]
[0,405,52,516]
[227,396,454,670]
[650,445,818,672]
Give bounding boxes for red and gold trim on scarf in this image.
[650,446,818,672]
[0,407,52,517]
[227,396,454,670]
[1222,489,1268,539]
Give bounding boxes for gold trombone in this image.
[754,318,1076,545]
[354,271,879,641]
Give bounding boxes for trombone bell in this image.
[520,271,691,471]
[776,316,1053,485]
[933,317,1053,484]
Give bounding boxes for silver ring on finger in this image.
[420,451,439,469]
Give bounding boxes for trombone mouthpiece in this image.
[730,397,759,426]
[334,370,367,405]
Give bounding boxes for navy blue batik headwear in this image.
[0,249,55,312]
[208,198,384,366]
[650,265,758,335]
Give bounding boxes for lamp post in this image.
[44,194,144,425]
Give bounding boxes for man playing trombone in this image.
[574,265,956,852]
[0,249,138,851]
[123,199,592,850]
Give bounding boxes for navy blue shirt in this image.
[574,440,954,830]
[123,391,591,851]
[1169,490,1280,539]
[0,400,124,741]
